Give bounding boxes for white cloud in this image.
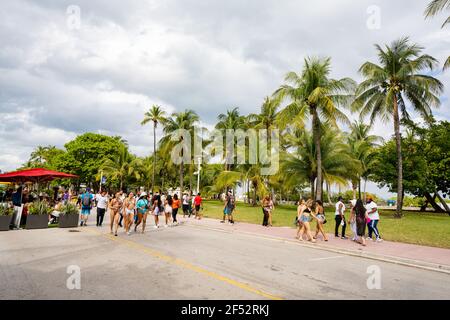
[0,0,448,180]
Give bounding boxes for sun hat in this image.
[140,192,147,198]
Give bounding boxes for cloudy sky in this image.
[0,0,449,197]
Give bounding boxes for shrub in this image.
[28,201,53,215]
[60,203,79,216]
[0,205,14,216]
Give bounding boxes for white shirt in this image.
[96,195,108,209]
[366,201,379,220]
[335,201,345,216]
[183,195,189,205]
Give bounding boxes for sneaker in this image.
[220,220,225,223]
[154,225,158,229]
[164,224,168,228]
[366,237,372,241]
[341,236,348,240]
[80,221,84,226]
[376,238,383,242]
[127,231,131,236]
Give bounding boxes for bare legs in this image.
[314,222,328,241]
[110,211,120,236]
[297,221,316,243]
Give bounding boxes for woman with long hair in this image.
[313,200,328,241]
[296,199,316,243]
[164,194,173,227]
[354,199,369,246]
[262,195,271,227]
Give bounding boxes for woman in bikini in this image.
[109,192,123,236]
[296,199,316,243]
[123,192,136,235]
[164,194,173,227]
[313,200,328,241]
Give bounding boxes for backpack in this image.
[227,195,235,209]
[82,194,92,207]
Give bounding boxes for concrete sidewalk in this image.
[182,216,450,274]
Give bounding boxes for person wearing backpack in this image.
[79,189,94,226]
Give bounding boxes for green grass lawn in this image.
[201,200,450,249]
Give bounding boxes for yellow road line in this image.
[84,228,283,300]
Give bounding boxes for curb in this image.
[186,223,450,275]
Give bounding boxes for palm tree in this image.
[424,0,450,69]
[216,107,246,171]
[282,126,360,202]
[99,145,142,190]
[141,105,166,192]
[248,97,280,131]
[353,37,443,217]
[275,57,355,201]
[161,110,199,196]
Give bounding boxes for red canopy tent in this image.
[0,168,78,184]
[0,168,79,229]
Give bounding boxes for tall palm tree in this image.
[141,105,166,192]
[275,57,355,201]
[248,97,280,131]
[99,145,142,190]
[216,107,246,171]
[353,37,443,217]
[347,121,382,201]
[282,126,360,201]
[424,0,450,69]
[161,110,199,196]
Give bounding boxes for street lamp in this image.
[193,156,201,195]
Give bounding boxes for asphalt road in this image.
[1,215,449,300]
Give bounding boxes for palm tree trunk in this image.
[152,123,156,193]
[393,97,403,218]
[326,182,332,205]
[358,176,362,200]
[312,108,322,201]
[310,177,315,199]
[189,162,193,192]
[363,178,367,203]
[352,182,357,200]
[180,161,184,196]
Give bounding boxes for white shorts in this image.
[165,205,173,214]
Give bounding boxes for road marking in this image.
[309,255,345,261]
[84,228,283,300]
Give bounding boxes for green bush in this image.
[28,201,53,215]
[0,205,14,216]
[60,203,79,215]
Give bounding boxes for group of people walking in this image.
[296,196,382,246]
[77,189,203,236]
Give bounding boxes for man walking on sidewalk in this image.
[335,196,347,239]
[96,190,108,227]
